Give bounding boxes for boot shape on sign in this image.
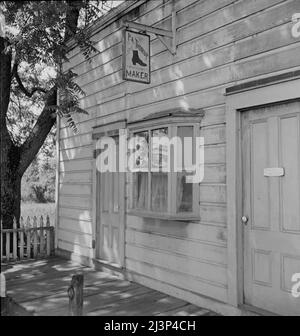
[132,50,147,67]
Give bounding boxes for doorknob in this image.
[241,216,249,224]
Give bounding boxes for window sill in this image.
[127,210,200,222]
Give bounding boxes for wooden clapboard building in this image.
[56,0,300,315]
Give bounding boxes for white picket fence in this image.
[1,216,54,263]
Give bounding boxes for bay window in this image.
[128,109,204,221]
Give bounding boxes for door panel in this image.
[242,101,300,316]
[97,135,125,267]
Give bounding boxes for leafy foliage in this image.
[2,0,116,135]
[22,156,56,203]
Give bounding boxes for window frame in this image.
[127,113,203,221]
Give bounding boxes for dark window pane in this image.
[134,172,148,210]
[151,172,168,212]
[177,172,193,213]
[151,128,168,172]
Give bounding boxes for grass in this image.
[21,202,56,225]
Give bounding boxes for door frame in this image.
[225,74,300,308]
[92,120,127,267]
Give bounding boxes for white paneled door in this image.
[242,101,300,315]
[97,135,125,267]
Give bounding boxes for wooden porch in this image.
[2,257,218,316]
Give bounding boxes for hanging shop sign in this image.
[122,29,150,84]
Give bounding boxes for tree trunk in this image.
[0,35,20,229]
[1,2,81,229]
[1,34,56,229]
[1,146,21,229]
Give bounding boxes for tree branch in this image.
[13,62,48,98]
[18,89,57,176]
[18,1,83,176]
[0,36,14,145]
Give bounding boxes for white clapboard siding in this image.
[58,0,300,306]
[59,183,92,197]
[126,230,227,266]
[199,204,227,225]
[59,171,92,184]
[125,258,228,303]
[204,145,226,164]
[126,244,227,286]
[59,207,92,222]
[59,217,93,235]
[58,239,93,259]
[126,216,227,246]
[200,184,227,204]
[60,159,93,173]
[59,196,92,210]
[58,228,92,248]
[60,145,92,162]
[202,164,226,184]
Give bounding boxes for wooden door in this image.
[242,101,300,315]
[97,135,125,267]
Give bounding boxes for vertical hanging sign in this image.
[123,30,150,84]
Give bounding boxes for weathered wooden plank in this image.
[96,86,225,123]
[60,86,224,134]
[59,171,92,184]
[234,43,300,82]
[59,217,93,235]
[59,183,92,197]
[88,290,167,316]
[234,22,297,61]
[60,104,224,137]
[201,125,226,145]
[204,144,226,164]
[60,121,94,138]
[156,304,210,316]
[4,257,220,316]
[80,64,233,111]
[200,184,227,204]
[46,216,51,257]
[126,244,227,285]
[125,230,227,265]
[6,232,10,262]
[202,164,226,184]
[67,0,280,78]
[19,217,24,260]
[6,260,89,287]
[65,0,205,73]
[176,0,285,49]
[59,207,92,222]
[60,159,93,173]
[39,216,44,256]
[126,259,228,303]
[35,284,152,316]
[59,196,92,209]
[71,0,287,81]
[126,217,227,245]
[59,145,93,162]
[200,204,227,224]
[136,297,191,316]
[64,0,296,110]
[58,228,92,248]
[65,0,169,64]
[60,133,92,150]
[12,218,17,260]
[32,216,38,258]
[84,286,154,316]
[58,240,93,258]
[26,217,31,259]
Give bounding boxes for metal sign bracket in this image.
[123,10,177,55]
